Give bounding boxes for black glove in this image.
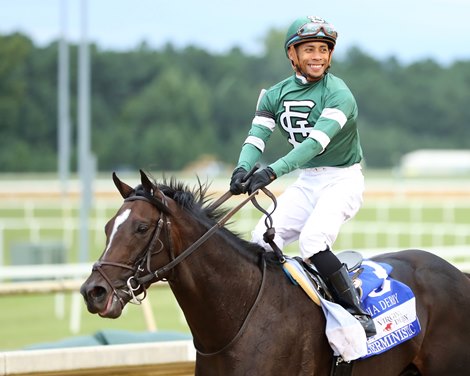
[245,167,276,194]
[229,167,248,195]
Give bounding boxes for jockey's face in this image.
[289,41,333,82]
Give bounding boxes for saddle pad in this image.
[283,257,421,361]
[359,260,421,359]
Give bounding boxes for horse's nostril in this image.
[83,284,108,304]
[92,286,107,300]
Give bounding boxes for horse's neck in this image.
[169,228,263,352]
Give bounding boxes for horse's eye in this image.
[137,223,149,234]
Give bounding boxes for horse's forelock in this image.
[129,183,171,215]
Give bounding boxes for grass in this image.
[0,285,189,351]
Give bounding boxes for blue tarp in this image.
[25,330,192,350]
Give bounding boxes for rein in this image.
[142,188,267,283]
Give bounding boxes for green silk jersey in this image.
[236,73,363,178]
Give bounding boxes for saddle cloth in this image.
[283,257,421,361]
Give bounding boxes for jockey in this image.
[229,16,376,337]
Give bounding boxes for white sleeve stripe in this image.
[308,130,331,152]
[253,115,276,131]
[244,135,265,152]
[320,108,348,128]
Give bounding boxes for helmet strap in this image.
[287,46,302,74]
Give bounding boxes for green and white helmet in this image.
[284,16,338,55]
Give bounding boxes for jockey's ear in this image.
[112,172,134,199]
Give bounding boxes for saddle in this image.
[286,250,364,305]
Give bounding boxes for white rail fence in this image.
[0,198,469,263]
[0,340,195,376]
[228,198,470,252]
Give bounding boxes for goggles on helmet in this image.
[296,22,337,40]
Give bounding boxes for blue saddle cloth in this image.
[358,260,421,358]
[283,257,421,360]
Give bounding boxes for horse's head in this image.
[80,170,177,318]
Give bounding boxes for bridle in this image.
[92,192,175,305]
[92,186,279,307]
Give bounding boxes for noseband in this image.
[92,192,174,306]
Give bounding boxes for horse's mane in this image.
[140,176,278,264]
[159,177,217,217]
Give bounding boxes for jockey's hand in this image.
[229,167,248,195]
[246,167,276,194]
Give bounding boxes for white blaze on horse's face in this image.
[104,208,131,257]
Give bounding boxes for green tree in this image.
[0,30,469,173]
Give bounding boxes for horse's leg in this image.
[412,271,470,374]
[399,364,421,376]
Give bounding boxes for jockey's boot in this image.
[328,264,377,337]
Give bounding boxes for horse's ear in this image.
[139,169,155,195]
[112,172,134,199]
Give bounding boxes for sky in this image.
[1,0,470,65]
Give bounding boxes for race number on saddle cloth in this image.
[283,257,421,361]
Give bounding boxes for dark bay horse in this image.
[81,170,470,375]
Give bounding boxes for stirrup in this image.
[354,314,376,337]
[328,265,377,337]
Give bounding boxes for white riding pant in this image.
[251,164,364,260]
